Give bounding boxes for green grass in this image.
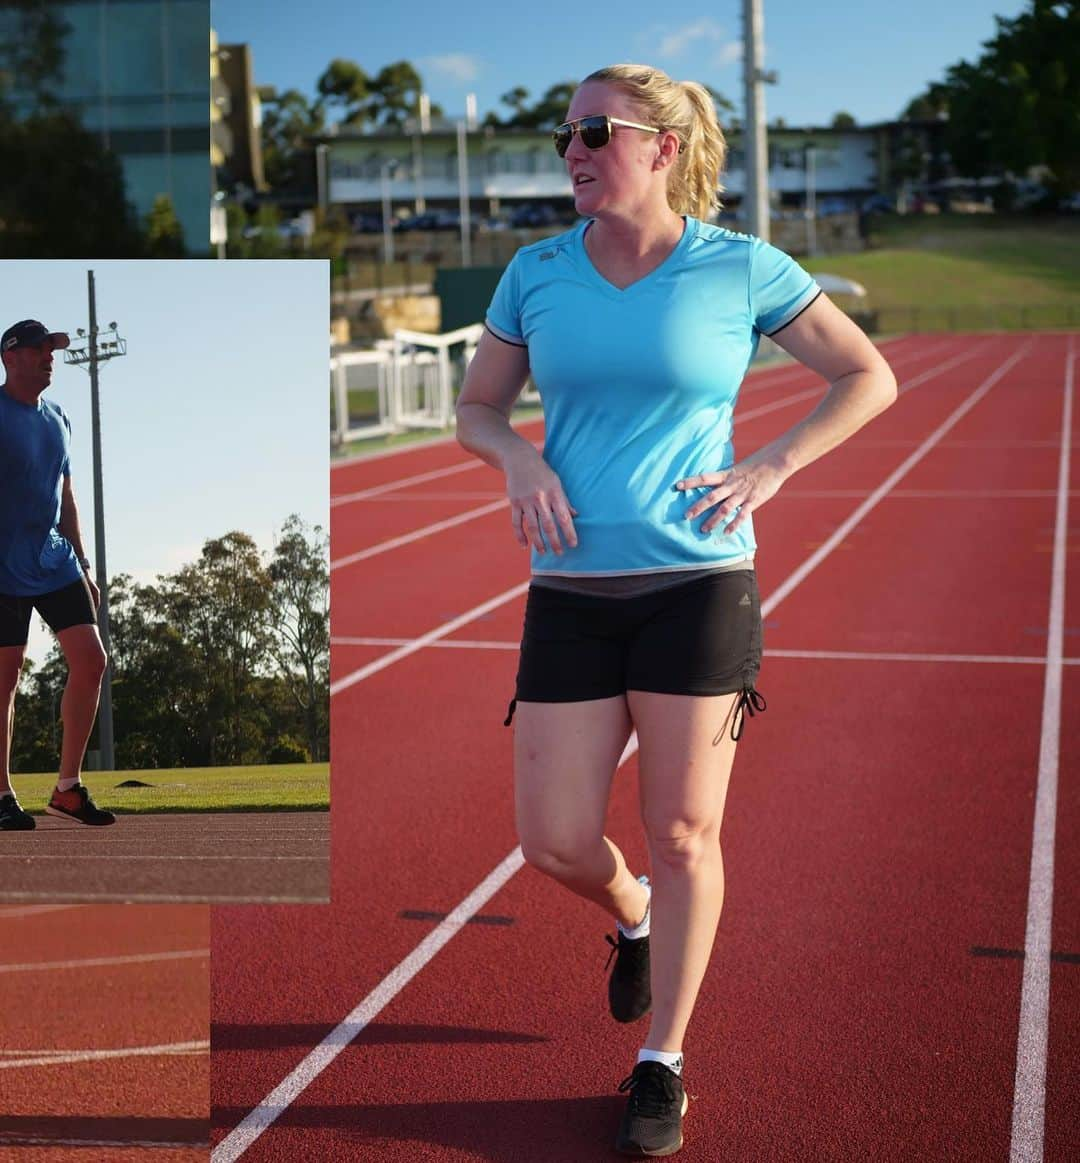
[14,763,329,814]
[803,214,1080,329]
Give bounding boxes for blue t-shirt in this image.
[0,388,82,596]
[485,216,821,575]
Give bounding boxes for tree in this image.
[144,193,186,257]
[0,0,70,108]
[267,516,329,762]
[369,60,423,130]
[831,111,857,129]
[0,7,145,257]
[259,86,324,193]
[0,108,145,257]
[901,0,1080,194]
[315,58,369,126]
[153,532,273,766]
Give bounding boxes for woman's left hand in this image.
[675,454,789,535]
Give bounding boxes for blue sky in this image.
[212,0,1026,128]
[3,261,329,663]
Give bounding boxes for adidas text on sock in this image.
[637,1048,683,1075]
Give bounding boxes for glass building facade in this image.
[2,0,210,252]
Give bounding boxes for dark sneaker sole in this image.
[0,817,36,831]
[44,804,116,826]
[616,1092,688,1157]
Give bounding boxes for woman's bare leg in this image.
[514,696,650,929]
[629,689,740,1052]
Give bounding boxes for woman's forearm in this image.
[751,366,897,478]
[456,401,537,473]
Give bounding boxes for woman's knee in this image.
[646,818,721,872]
[519,832,604,884]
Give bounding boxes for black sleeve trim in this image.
[762,288,824,338]
[484,322,528,348]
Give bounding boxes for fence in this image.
[331,324,490,446]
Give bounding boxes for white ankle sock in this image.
[617,875,651,940]
[638,1048,683,1075]
[55,777,81,793]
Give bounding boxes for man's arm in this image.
[59,476,99,608]
[58,475,90,567]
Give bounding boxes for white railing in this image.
[330,324,485,445]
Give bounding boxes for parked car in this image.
[509,203,560,228]
[350,212,384,233]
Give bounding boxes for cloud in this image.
[655,18,741,67]
[421,53,480,83]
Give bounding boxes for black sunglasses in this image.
[552,115,662,158]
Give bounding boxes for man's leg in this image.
[53,623,107,784]
[0,644,27,795]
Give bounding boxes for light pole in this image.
[62,272,127,772]
[316,143,329,214]
[804,142,817,256]
[742,0,777,240]
[380,158,399,265]
[412,92,430,214]
[457,93,477,268]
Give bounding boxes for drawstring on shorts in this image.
[730,686,767,742]
[503,697,518,727]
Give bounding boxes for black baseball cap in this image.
[1,320,71,354]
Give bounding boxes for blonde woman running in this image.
[456,63,897,1157]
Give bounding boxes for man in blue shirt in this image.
[0,319,115,829]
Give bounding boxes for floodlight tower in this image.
[743,0,777,240]
[62,271,128,772]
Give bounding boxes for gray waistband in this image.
[531,558,756,599]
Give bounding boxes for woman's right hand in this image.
[503,445,578,555]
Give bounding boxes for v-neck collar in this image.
[576,215,694,297]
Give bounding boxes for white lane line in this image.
[0,892,320,904]
[210,847,526,1163]
[0,1139,210,1151]
[221,337,1033,1161]
[329,581,530,698]
[331,638,1063,666]
[331,499,508,571]
[1009,338,1073,1163]
[0,1040,209,1070]
[332,458,486,506]
[0,905,80,919]
[6,855,323,862]
[765,341,1030,613]
[0,1139,210,1150]
[0,948,209,973]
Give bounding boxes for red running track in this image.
[0,904,210,1162]
[212,332,1079,1161]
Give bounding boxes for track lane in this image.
[216,334,1076,1158]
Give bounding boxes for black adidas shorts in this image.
[0,577,97,648]
[512,569,764,710]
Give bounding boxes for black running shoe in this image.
[45,785,116,826]
[605,929,651,1022]
[615,1061,688,1156]
[0,793,35,831]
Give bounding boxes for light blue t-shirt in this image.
[0,388,82,596]
[485,216,821,576]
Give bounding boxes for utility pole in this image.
[742,0,777,240]
[63,273,128,771]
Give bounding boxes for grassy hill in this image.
[804,213,1080,330]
